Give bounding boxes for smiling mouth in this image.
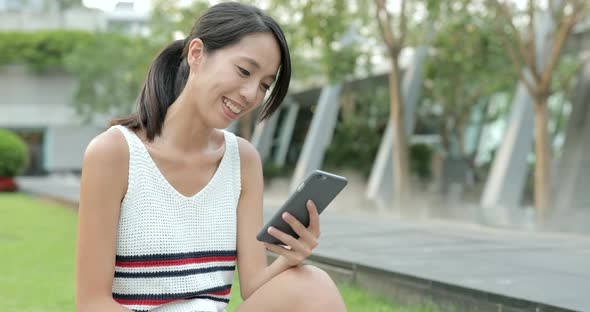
[223,97,243,114]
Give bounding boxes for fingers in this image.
[306,200,321,238]
[264,230,310,266]
[267,226,307,252]
[263,242,306,265]
[281,212,318,248]
[263,199,322,267]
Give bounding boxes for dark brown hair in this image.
[111,2,291,141]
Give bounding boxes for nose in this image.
[239,80,259,107]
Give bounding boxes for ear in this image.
[187,38,205,67]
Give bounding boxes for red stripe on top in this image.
[114,298,174,306]
[115,255,236,268]
[209,288,232,296]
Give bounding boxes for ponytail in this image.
[110,39,189,141]
[112,2,292,140]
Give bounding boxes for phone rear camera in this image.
[318,175,327,181]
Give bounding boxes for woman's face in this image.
[185,32,281,129]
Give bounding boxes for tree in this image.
[149,0,209,43]
[55,0,81,11]
[423,0,514,166]
[63,0,209,123]
[267,0,369,85]
[63,33,157,121]
[374,0,413,208]
[490,0,589,217]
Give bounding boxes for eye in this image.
[261,83,271,91]
[237,66,250,77]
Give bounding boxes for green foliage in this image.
[263,163,293,180]
[552,53,581,94]
[266,0,371,83]
[0,31,93,72]
[0,130,28,177]
[325,82,437,180]
[410,143,433,181]
[423,0,515,154]
[325,118,384,177]
[0,30,152,119]
[149,0,210,43]
[63,32,158,119]
[55,0,84,11]
[325,85,390,177]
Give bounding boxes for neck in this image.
[154,92,217,153]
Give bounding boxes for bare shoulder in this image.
[235,136,263,191]
[83,127,128,167]
[235,136,262,167]
[80,127,129,200]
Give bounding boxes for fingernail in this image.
[268,227,274,233]
[282,212,289,219]
[307,200,312,205]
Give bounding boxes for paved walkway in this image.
[14,176,590,311]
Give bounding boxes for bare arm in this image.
[75,129,132,312]
[235,139,290,299]
[235,138,320,300]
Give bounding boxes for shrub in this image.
[324,117,384,177]
[0,129,28,177]
[0,30,94,72]
[324,86,390,177]
[410,143,433,182]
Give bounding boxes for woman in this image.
[75,2,346,312]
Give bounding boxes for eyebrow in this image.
[239,56,276,81]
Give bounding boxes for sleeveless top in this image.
[110,125,241,312]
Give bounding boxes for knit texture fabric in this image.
[110,125,241,312]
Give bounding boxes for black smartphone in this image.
[256,170,348,244]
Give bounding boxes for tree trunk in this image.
[388,61,411,209]
[533,97,552,221]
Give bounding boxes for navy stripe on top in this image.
[112,284,233,301]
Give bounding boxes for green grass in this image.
[226,277,439,312]
[0,193,439,312]
[0,193,77,311]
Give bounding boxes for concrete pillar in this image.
[554,56,590,215]
[251,106,281,163]
[290,84,342,191]
[273,100,300,167]
[480,9,559,223]
[480,82,535,221]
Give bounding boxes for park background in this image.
[1,0,589,311]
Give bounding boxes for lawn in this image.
[0,193,438,311]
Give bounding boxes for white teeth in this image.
[223,98,242,114]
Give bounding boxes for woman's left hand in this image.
[263,200,320,266]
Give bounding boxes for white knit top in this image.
[110,125,241,312]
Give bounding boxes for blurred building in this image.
[0,0,148,34]
[0,0,148,175]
